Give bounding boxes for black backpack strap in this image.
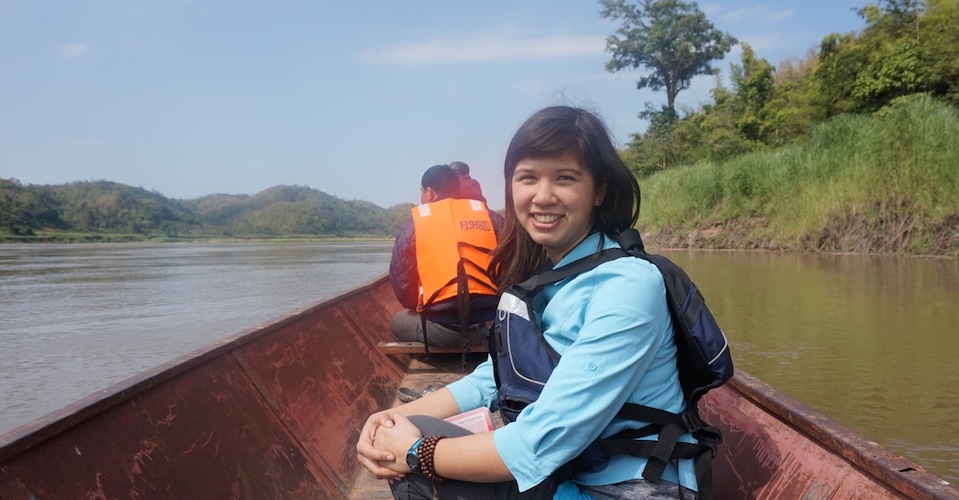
[598,430,717,500]
[643,418,687,483]
[615,228,646,256]
[610,401,721,498]
[516,248,629,292]
[598,438,711,461]
[616,402,680,426]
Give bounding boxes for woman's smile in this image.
[531,213,562,225]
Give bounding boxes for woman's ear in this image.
[595,183,607,206]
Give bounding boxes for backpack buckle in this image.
[681,410,703,433]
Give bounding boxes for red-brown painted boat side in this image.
[703,372,958,499]
[0,275,955,499]
[0,276,400,499]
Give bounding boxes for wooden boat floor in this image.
[349,354,487,499]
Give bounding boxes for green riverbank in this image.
[6,97,957,256]
[639,95,959,257]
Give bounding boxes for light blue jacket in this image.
[446,233,698,498]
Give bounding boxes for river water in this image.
[0,242,956,484]
[0,242,394,436]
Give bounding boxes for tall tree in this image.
[729,43,776,141]
[600,0,737,113]
[920,0,959,105]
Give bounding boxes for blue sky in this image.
[1,0,868,210]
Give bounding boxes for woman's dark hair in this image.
[421,164,461,200]
[489,106,641,291]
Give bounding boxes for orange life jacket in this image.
[411,198,498,312]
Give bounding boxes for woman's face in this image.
[511,154,604,264]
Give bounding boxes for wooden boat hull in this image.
[0,275,955,499]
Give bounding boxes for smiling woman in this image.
[355,106,709,499]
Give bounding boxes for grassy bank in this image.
[639,95,959,256]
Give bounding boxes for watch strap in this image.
[406,436,425,472]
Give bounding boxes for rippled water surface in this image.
[659,249,959,485]
[0,241,392,435]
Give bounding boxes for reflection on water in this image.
[1,243,957,484]
[0,242,393,435]
[659,249,959,484]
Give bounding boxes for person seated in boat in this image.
[449,160,487,204]
[388,163,504,348]
[358,106,702,499]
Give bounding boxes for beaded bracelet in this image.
[417,434,446,483]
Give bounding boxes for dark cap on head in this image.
[421,164,461,199]
[449,161,470,176]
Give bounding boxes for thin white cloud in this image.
[362,34,605,65]
[736,31,793,52]
[61,43,89,59]
[582,68,644,81]
[727,30,826,63]
[721,6,794,24]
[701,4,723,17]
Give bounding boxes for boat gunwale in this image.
[0,274,392,464]
[724,370,957,498]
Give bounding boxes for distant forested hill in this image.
[0,180,412,241]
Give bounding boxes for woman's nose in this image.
[531,181,555,205]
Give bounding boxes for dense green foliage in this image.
[0,181,412,242]
[620,0,959,176]
[607,0,959,255]
[639,95,959,255]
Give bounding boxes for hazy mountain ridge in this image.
[0,179,413,239]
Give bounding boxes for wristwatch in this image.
[406,437,425,473]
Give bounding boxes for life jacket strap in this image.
[616,401,681,426]
[419,242,497,368]
[599,405,721,500]
[597,437,716,500]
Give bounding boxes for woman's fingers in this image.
[357,450,404,479]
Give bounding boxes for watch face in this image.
[406,451,418,471]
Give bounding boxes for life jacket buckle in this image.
[682,410,702,433]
